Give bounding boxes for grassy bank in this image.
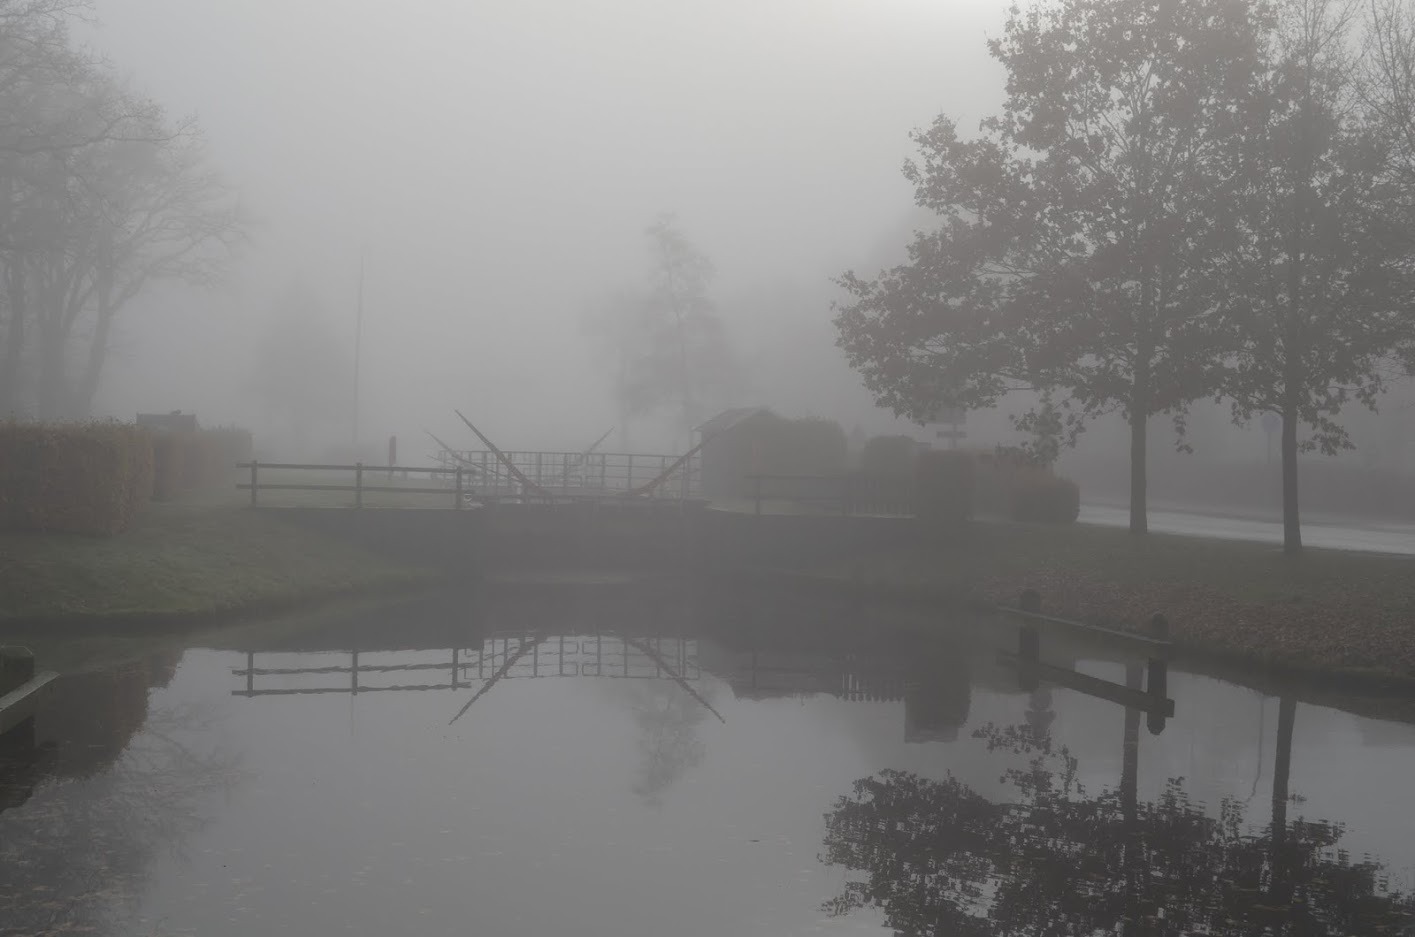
[0,502,439,626]
[769,521,1415,682]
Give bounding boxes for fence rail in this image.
[745,473,914,517]
[237,452,702,508]
[232,635,702,698]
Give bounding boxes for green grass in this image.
[786,520,1415,679]
[0,500,438,624]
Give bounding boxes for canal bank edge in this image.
[5,503,1414,692]
[0,504,440,630]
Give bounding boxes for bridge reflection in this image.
[233,633,702,698]
[226,584,1175,747]
[231,626,975,745]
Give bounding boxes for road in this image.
[1080,504,1415,556]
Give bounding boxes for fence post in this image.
[1146,613,1170,735]
[1017,589,1041,691]
[753,475,763,517]
[626,454,634,493]
[0,647,35,698]
[355,462,364,509]
[842,475,853,516]
[249,460,258,507]
[535,452,543,489]
[455,466,464,510]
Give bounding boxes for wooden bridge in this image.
[238,448,703,509]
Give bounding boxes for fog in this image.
[82,0,1009,456]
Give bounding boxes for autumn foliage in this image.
[0,421,155,535]
[152,427,253,500]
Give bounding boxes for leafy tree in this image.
[1214,0,1415,553]
[589,215,738,449]
[821,719,1415,935]
[835,0,1270,534]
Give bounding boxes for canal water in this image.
[3,586,1413,936]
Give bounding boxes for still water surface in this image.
[3,586,1414,935]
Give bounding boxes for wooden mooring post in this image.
[0,648,58,737]
[1000,591,1174,731]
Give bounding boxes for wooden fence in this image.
[237,456,701,508]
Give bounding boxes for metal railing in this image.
[432,449,700,499]
[232,634,702,698]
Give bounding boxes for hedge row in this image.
[859,441,1080,525]
[152,427,253,501]
[701,412,848,496]
[858,434,918,476]
[0,421,155,535]
[915,450,975,525]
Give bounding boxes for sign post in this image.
[929,405,967,449]
[1261,412,1280,465]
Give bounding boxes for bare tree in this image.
[0,2,242,418]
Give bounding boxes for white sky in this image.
[83,0,1014,453]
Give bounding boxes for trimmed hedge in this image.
[915,450,974,525]
[859,435,918,476]
[972,446,1037,516]
[1010,470,1081,524]
[701,412,848,496]
[0,421,155,535]
[151,432,187,501]
[150,426,253,500]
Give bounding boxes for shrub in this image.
[205,426,254,468]
[915,450,974,525]
[972,446,1039,516]
[151,432,187,501]
[0,421,155,535]
[859,435,918,476]
[702,411,848,496]
[150,426,252,497]
[1010,469,1081,524]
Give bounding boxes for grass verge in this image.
[0,502,439,626]
[767,520,1415,683]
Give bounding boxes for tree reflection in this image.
[821,718,1415,935]
[622,678,709,807]
[0,657,241,935]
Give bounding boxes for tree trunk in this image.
[35,321,66,420]
[1120,662,1143,934]
[0,261,25,417]
[1280,401,1301,554]
[73,256,115,418]
[1270,695,1296,912]
[1128,408,1148,535]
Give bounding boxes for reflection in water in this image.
[621,678,711,806]
[822,705,1415,935]
[4,588,1415,936]
[0,654,239,936]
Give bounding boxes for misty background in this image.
[63,0,1415,496]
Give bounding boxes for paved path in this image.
[1080,504,1415,556]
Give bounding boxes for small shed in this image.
[136,411,198,434]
